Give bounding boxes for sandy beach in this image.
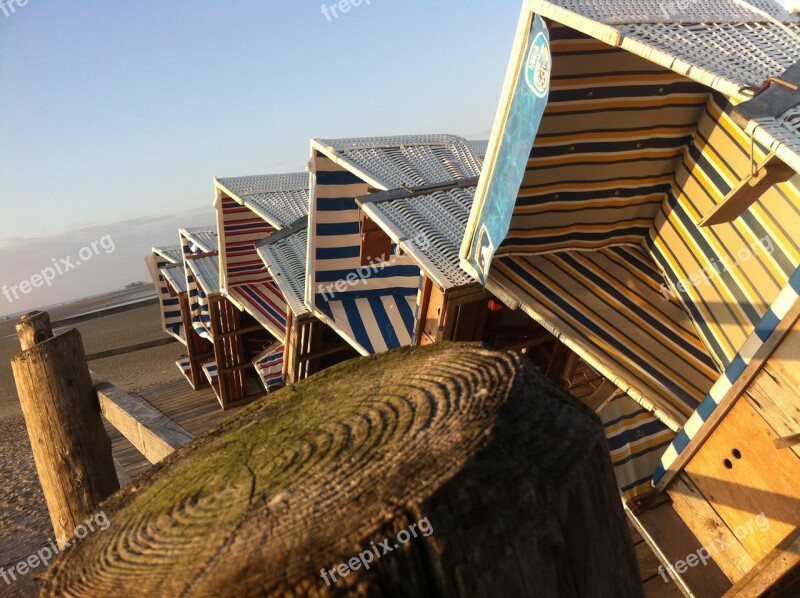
[0,289,187,596]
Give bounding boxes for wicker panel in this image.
[154,245,183,264]
[257,229,309,317]
[161,264,188,294]
[370,187,476,289]
[750,107,800,161]
[217,173,309,229]
[468,140,489,160]
[549,0,793,24]
[181,227,218,254]
[620,21,800,89]
[317,134,483,190]
[188,255,221,295]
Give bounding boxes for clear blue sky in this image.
[0,0,795,315]
[0,0,521,315]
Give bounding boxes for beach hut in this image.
[176,226,267,408]
[144,245,184,341]
[460,0,800,593]
[214,173,312,390]
[145,243,213,390]
[306,135,484,355]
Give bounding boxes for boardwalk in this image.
[104,380,239,484]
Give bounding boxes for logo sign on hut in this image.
[464,14,551,286]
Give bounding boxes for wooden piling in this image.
[43,343,642,597]
[11,311,119,542]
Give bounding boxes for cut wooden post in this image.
[11,312,119,543]
[16,310,54,349]
[44,344,642,597]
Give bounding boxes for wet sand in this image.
[0,290,186,596]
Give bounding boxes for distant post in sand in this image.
[11,311,119,542]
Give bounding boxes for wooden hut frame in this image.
[256,219,358,385]
[305,135,483,355]
[461,1,800,595]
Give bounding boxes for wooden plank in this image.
[92,372,194,464]
[684,398,800,562]
[86,336,178,361]
[745,322,800,459]
[699,155,795,227]
[667,474,756,582]
[723,529,800,598]
[656,296,800,491]
[626,501,732,598]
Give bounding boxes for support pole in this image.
[11,311,119,542]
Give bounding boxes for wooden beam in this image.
[700,154,795,227]
[656,294,800,491]
[92,372,193,464]
[85,337,178,361]
[723,528,800,597]
[667,474,755,583]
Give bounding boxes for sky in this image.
[0,0,521,315]
[0,0,796,316]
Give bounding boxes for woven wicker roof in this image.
[468,140,489,160]
[180,226,218,254]
[256,225,309,317]
[216,172,309,229]
[546,0,795,24]
[359,181,478,290]
[188,255,221,295]
[312,134,483,190]
[161,264,188,294]
[153,245,183,264]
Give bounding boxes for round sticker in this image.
[525,31,551,99]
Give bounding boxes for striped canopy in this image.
[307,135,483,355]
[214,172,305,340]
[145,246,185,343]
[180,228,219,341]
[462,0,800,493]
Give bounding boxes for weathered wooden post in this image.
[44,343,642,597]
[11,311,119,543]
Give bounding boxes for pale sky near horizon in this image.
[0,0,796,316]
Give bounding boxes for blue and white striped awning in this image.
[146,246,185,343]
